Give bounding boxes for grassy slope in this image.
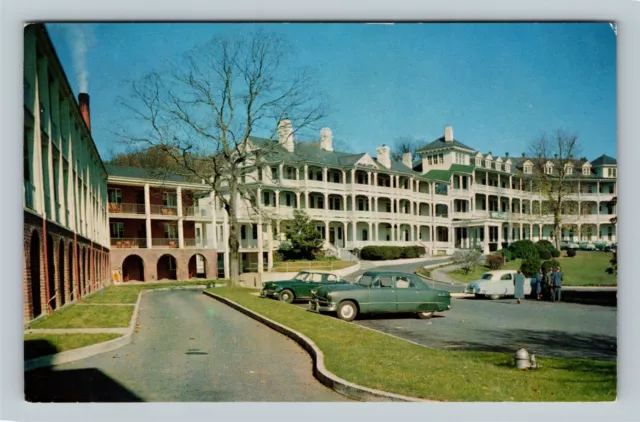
[24,333,122,360]
[208,287,616,402]
[28,305,134,329]
[448,251,616,286]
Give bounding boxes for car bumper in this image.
[308,299,337,313]
[260,290,279,299]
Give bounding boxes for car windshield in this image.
[357,275,373,286]
[481,273,493,280]
[293,272,310,282]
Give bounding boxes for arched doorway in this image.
[29,230,41,318]
[188,254,207,279]
[157,254,177,280]
[46,234,55,310]
[69,243,76,301]
[123,255,145,282]
[58,239,66,307]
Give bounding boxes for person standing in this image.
[535,268,543,300]
[552,265,563,303]
[514,269,525,304]
[545,267,554,301]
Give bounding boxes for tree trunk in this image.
[228,180,241,285]
[554,211,562,251]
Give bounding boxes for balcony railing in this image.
[150,205,178,216]
[184,238,200,248]
[24,180,35,210]
[111,238,146,248]
[183,206,208,217]
[152,238,179,248]
[109,202,146,214]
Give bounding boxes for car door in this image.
[394,275,419,312]
[299,273,323,298]
[368,275,396,313]
[499,273,514,295]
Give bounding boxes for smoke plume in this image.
[64,24,95,93]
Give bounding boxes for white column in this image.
[275,190,280,213]
[267,222,273,270]
[483,224,489,253]
[144,184,152,248]
[223,214,230,279]
[257,220,263,273]
[210,192,218,249]
[177,187,184,248]
[351,221,356,244]
[295,192,301,208]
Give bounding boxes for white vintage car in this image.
[464,270,533,300]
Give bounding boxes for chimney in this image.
[444,125,453,142]
[376,145,391,169]
[79,93,91,132]
[319,127,333,152]
[402,152,412,168]
[277,119,294,153]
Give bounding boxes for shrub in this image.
[539,249,551,260]
[508,240,538,260]
[496,249,513,262]
[360,246,425,261]
[541,259,561,274]
[520,257,542,278]
[567,248,577,258]
[485,254,505,270]
[551,249,561,258]
[536,239,556,257]
[453,249,483,274]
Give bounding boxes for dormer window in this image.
[475,157,482,166]
[523,160,533,174]
[582,164,591,176]
[544,162,554,175]
[505,164,511,173]
[565,164,573,175]
[495,157,503,172]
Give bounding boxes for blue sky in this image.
[45,22,617,160]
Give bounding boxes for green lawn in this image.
[24,333,122,360]
[82,280,213,304]
[207,287,616,402]
[272,260,356,273]
[28,305,134,329]
[447,251,616,286]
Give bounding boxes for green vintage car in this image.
[259,270,350,303]
[309,270,451,321]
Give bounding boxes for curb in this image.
[450,293,474,298]
[24,285,206,372]
[202,290,428,402]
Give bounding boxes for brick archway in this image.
[123,254,145,282]
[188,253,207,279]
[157,254,177,280]
[28,230,42,318]
[58,239,66,307]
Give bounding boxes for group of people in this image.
[513,266,563,304]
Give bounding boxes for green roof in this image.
[424,169,452,183]
[105,164,188,183]
[416,136,476,153]
[449,164,475,174]
[590,154,617,166]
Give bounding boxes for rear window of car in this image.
[481,273,493,280]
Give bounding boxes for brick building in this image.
[23,24,110,323]
[106,165,218,282]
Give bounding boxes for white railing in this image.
[152,238,179,248]
[109,202,145,215]
[111,238,146,248]
[150,205,178,216]
[183,205,209,218]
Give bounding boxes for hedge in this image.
[360,245,426,261]
[567,249,577,258]
[508,240,538,260]
[496,248,513,262]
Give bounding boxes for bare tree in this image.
[116,32,328,284]
[529,130,581,250]
[391,136,421,162]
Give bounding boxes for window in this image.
[357,275,373,286]
[500,273,513,280]
[252,224,258,239]
[110,222,124,238]
[271,166,278,180]
[108,189,122,204]
[285,167,295,179]
[263,191,270,206]
[438,154,444,164]
[362,229,368,241]
[317,196,324,209]
[241,225,246,240]
[285,192,292,207]
[583,166,591,176]
[164,223,177,239]
[333,172,340,183]
[378,276,393,288]
[545,165,553,175]
[523,165,532,174]
[428,156,433,165]
[395,276,415,289]
[565,165,573,175]
[308,273,323,282]
[326,274,338,282]
[163,192,177,207]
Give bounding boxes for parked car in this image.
[579,242,597,251]
[309,271,451,321]
[464,270,533,300]
[260,270,349,303]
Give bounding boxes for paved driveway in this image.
[25,290,348,402]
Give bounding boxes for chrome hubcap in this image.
[341,305,354,318]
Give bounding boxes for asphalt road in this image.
[25,290,348,402]
[303,258,617,361]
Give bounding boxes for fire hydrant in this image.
[515,347,539,370]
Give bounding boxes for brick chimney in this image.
[319,127,333,152]
[79,93,91,132]
[376,145,391,169]
[277,119,294,152]
[402,152,412,168]
[444,125,453,142]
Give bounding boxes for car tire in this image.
[416,311,434,319]
[488,294,502,300]
[337,300,358,322]
[279,289,294,304]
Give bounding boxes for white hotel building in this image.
[207,123,617,274]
